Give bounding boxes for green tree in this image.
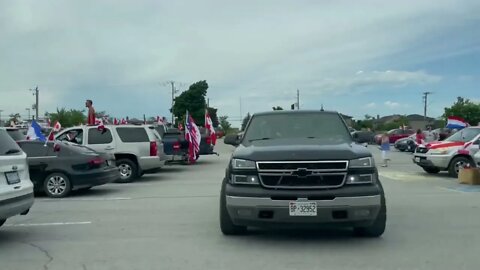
[444,97,480,126]
[241,113,251,131]
[48,108,86,128]
[8,113,21,124]
[219,116,232,133]
[207,107,219,127]
[172,80,209,126]
[272,106,283,111]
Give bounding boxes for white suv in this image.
[0,129,34,228]
[56,125,166,183]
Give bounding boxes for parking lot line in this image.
[37,197,132,202]
[5,221,92,227]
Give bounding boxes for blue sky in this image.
[0,0,479,126]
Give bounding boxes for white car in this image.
[0,129,34,228]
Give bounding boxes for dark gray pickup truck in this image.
[220,110,386,237]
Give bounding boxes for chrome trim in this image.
[258,172,347,189]
[256,160,349,172]
[226,195,381,207]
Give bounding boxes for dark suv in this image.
[221,110,386,237]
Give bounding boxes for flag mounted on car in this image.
[185,111,201,163]
[26,120,47,142]
[205,109,216,145]
[446,116,469,129]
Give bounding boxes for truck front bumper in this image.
[225,184,383,228]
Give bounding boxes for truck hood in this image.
[233,138,370,161]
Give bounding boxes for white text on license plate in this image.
[289,201,317,216]
[5,171,20,185]
[415,157,420,162]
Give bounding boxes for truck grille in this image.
[257,161,348,189]
[416,147,428,154]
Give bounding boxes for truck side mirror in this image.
[224,134,240,146]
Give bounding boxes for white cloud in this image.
[365,102,376,108]
[384,101,401,108]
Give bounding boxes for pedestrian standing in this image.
[415,129,425,145]
[380,133,390,167]
[86,99,95,125]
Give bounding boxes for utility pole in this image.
[423,91,432,128]
[0,109,3,126]
[239,97,243,120]
[296,89,300,110]
[30,86,39,120]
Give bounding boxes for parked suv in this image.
[56,125,166,183]
[221,110,386,237]
[0,129,34,228]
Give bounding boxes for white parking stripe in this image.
[5,221,92,227]
[37,197,132,202]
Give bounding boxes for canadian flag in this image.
[95,118,105,131]
[121,118,127,125]
[113,118,119,125]
[205,109,216,145]
[52,121,62,132]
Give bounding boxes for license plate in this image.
[415,157,421,163]
[289,201,317,216]
[5,171,20,185]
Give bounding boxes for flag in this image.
[113,118,119,125]
[102,116,109,124]
[121,118,127,125]
[178,122,184,131]
[156,116,164,125]
[26,120,47,142]
[185,111,201,163]
[52,121,62,132]
[446,116,469,129]
[95,118,105,131]
[205,109,217,145]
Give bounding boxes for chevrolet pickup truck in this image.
[220,110,386,237]
[413,127,480,177]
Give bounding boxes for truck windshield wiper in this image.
[248,137,272,142]
[4,149,21,155]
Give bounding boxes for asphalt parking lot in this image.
[1,142,479,270]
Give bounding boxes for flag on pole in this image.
[95,118,105,131]
[185,111,201,163]
[121,118,127,125]
[113,118,119,125]
[52,121,62,132]
[205,109,217,145]
[26,120,47,142]
[446,116,469,129]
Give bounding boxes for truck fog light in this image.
[354,209,371,217]
[237,209,253,217]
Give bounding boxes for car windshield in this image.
[244,113,351,143]
[444,128,480,143]
[0,130,22,155]
[6,129,24,141]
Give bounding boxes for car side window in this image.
[88,128,113,144]
[19,143,48,157]
[116,127,149,142]
[57,129,84,144]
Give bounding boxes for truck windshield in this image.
[244,113,351,143]
[444,128,480,143]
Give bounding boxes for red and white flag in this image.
[113,118,120,125]
[205,109,216,145]
[52,121,62,132]
[185,111,201,163]
[156,116,164,125]
[121,118,127,125]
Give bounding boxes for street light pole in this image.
[29,86,39,120]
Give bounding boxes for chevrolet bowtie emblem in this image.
[292,168,312,178]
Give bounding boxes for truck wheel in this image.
[354,196,386,238]
[448,156,474,178]
[116,159,138,183]
[220,180,247,235]
[0,219,6,228]
[44,172,72,198]
[423,167,440,174]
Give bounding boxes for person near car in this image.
[380,133,390,167]
[86,99,96,125]
[416,129,425,145]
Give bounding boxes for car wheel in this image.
[116,159,138,183]
[448,156,474,178]
[44,172,72,198]
[354,196,386,238]
[423,167,440,174]
[220,179,247,235]
[0,219,6,228]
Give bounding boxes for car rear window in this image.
[116,127,149,142]
[18,142,49,157]
[6,129,24,141]
[88,128,113,144]
[0,129,23,156]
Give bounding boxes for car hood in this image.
[424,141,466,150]
[234,138,370,161]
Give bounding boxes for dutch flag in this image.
[446,116,469,130]
[26,120,47,142]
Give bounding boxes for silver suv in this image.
[0,129,34,228]
[56,125,166,183]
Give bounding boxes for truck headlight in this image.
[231,159,256,169]
[346,174,373,184]
[230,174,259,185]
[349,157,373,168]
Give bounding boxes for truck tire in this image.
[0,219,6,228]
[448,156,474,178]
[220,180,247,235]
[423,167,440,174]
[116,159,138,183]
[354,196,386,238]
